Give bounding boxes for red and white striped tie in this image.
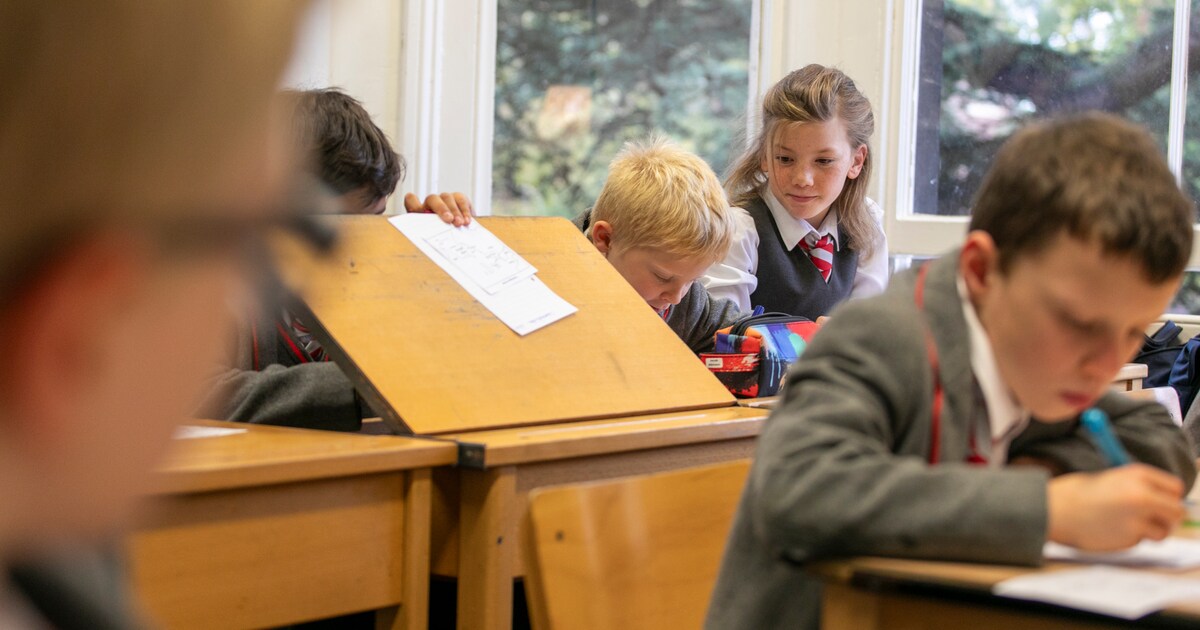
[799,232,834,283]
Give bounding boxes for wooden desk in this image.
[431,406,768,630]
[1115,363,1148,391]
[275,216,763,629]
[812,555,1200,629]
[126,421,457,630]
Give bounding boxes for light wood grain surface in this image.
[522,460,750,630]
[128,421,454,630]
[273,215,735,435]
[812,529,1200,629]
[443,406,767,468]
[146,419,456,494]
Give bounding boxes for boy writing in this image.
[575,137,748,353]
[706,113,1197,629]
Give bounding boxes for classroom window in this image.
[908,0,1200,313]
[491,0,753,218]
[913,0,1177,217]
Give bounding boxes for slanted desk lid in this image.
[274,216,735,435]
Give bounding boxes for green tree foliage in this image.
[932,0,1200,312]
[934,0,1182,216]
[492,0,751,217]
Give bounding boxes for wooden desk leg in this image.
[378,468,435,630]
[821,583,882,630]
[457,466,518,630]
[375,468,433,630]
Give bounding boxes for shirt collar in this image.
[760,188,840,252]
[956,274,1029,447]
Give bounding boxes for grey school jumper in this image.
[705,250,1197,629]
[194,294,365,432]
[744,196,858,319]
[572,210,747,354]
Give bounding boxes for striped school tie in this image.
[798,232,835,283]
[285,311,328,362]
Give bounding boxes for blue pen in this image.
[751,305,765,317]
[1080,408,1132,467]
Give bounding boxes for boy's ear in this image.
[847,144,868,179]
[959,230,999,301]
[591,220,615,256]
[0,234,146,452]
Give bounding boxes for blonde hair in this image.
[592,136,735,263]
[726,64,878,258]
[0,1,304,294]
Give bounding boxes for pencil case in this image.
[700,313,820,398]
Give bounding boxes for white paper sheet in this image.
[390,214,576,335]
[994,566,1200,619]
[174,425,247,439]
[1044,537,1200,569]
[422,221,536,294]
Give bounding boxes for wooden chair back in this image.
[522,459,751,630]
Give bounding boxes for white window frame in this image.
[404,0,769,216]
[285,0,1200,265]
[883,0,1200,268]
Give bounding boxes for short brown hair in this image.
[281,88,404,206]
[969,112,1193,283]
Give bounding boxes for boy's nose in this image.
[1080,337,1129,385]
[664,282,690,305]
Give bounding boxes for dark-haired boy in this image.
[707,112,1199,629]
[196,88,472,430]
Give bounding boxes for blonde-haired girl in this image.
[703,64,888,319]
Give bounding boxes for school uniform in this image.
[702,190,888,318]
[194,293,366,432]
[704,251,1196,630]
[5,549,144,630]
[572,209,747,353]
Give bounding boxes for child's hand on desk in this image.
[404,192,474,227]
[1047,464,1185,551]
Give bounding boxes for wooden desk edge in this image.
[452,410,767,468]
[146,439,458,495]
[811,556,1200,621]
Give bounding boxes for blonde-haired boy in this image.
[575,137,748,352]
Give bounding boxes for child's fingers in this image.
[452,192,474,222]
[1127,463,1185,497]
[403,192,424,214]
[435,192,472,226]
[434,193,461,226]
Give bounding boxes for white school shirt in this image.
[957,274,1030,465]
[702,189,890,312]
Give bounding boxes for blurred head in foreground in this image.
[0,1,306,555]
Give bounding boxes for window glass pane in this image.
[916,0,1175,216]
[1171,272,1200,314]
[492,0,752,218]
[1181,0,1200,211]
